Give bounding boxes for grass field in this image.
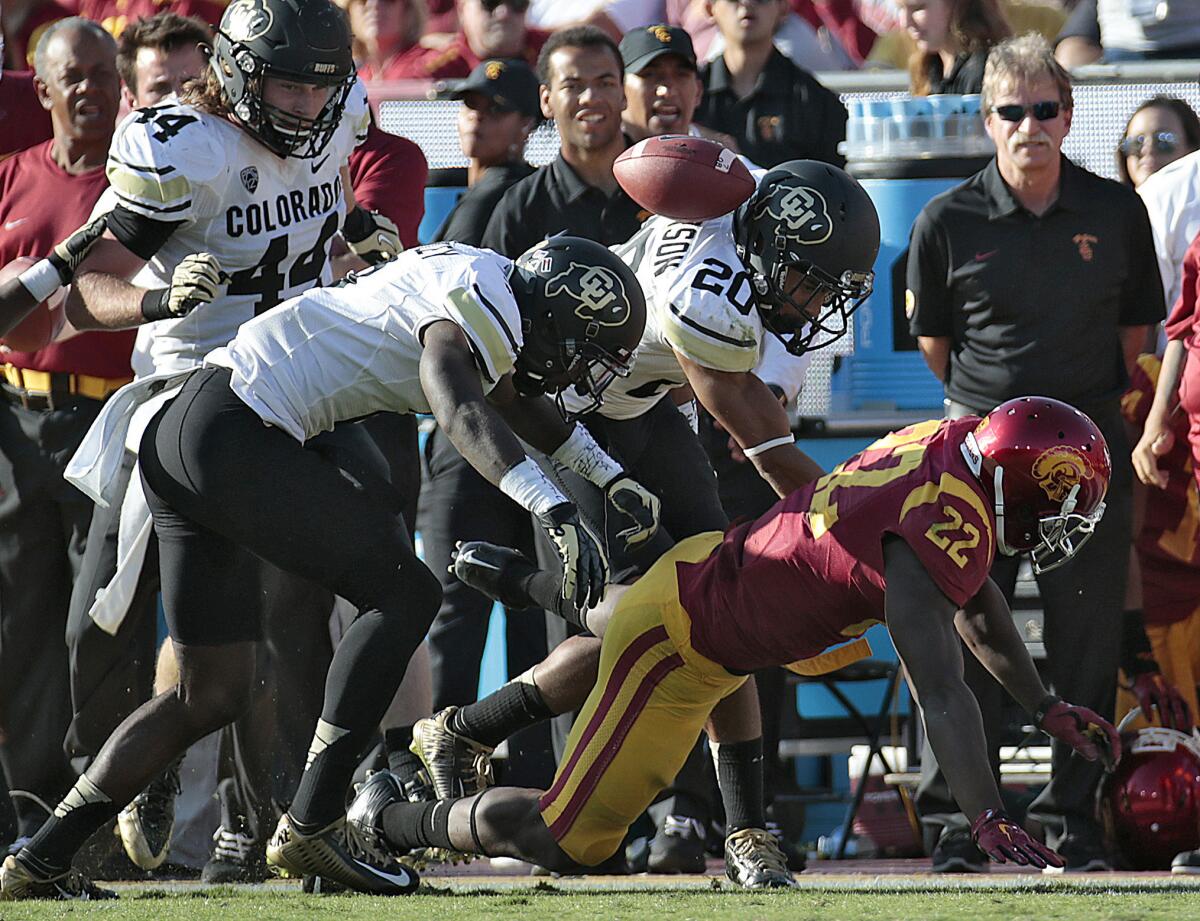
[0,877,1197,921]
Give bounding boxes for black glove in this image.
[141,253,225,321]
[535,503,608,613]
[343,207,401,265]
[603,473,661,547]
[47,214,109,284]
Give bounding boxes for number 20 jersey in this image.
[675,417,998,673]
[561,213,767,420]
[105,85,368,378]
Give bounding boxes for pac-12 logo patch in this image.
[1032,446,1093,502]
[545,262,630,327]
[223,0,273,42]
[758,182,833,245]
[240,166,259,193]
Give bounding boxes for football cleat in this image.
[410,707,495,802]
[116,758,181,870]
[266,812,419,895]
[724,828,799,889]
[346,771,406,862]
[648,815,706,874]
[0,853,116,901]
[201,779,267,883]
[452,541,538,609]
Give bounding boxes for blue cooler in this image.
[419,167,468,244]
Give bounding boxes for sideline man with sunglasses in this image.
[906,33,1163,874]
[388,0,550,79]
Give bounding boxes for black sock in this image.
[380,800,454,851]
[451,681,554,749]
[717,738,766,835]
[290,718,365,832]
[519,571,583,626]
[384,726,419,780]
[22,776,120,877]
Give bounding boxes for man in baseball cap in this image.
[619,25,703,141]
[618,23,698,75]
[451,56,542,119]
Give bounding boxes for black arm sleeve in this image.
[105,205,183,261]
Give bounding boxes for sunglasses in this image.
[1119,130,1180,157]
[991,101,1061,122]
[480,0,529,11]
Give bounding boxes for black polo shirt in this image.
[480,152,649,257]
[907,156,1164,412]
[926,49,987,95]
[433,161,536,247]
[694,47,847,169]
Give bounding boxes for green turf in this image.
[0,880,1197,921]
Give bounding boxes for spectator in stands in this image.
[390,0,551,80]
[0,17,133,858]
[76,0,226,42]
[341,0,429,83]
[0,68,53,158]
[1135,128,1200,315]
[1055,0,1200,66]
[907,33,1163,873]
[114,13,210,109]
[1116,95,1200,189]
[693,0,847,167]
[3,0,74,70]
[901,0,1011,96]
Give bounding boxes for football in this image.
[0,256,65,353]
[614,135,755,223]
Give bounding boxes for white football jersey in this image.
[105,82,369,378]
[206,243,523,443]
[564,213,767,420]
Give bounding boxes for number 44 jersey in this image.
[104,86,368,377]
[675,417,998,673]
[564,212,768,420]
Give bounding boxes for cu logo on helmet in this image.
[223,0,273,42]
[1031,446,1093,502]
[759,183,833,245]
[545,262,630,327]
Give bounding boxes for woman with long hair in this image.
[901,0,1010,96]
[1116,95,1200,189]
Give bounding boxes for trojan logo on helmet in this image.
[545,262,632,327]
[758,182,833,244]
[1032,446,1094,503]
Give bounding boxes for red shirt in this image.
[0,140,134,377]
[386,28,549,80]
[5,0,77,70]
[348,123,427,249]
[0,71,53,159]
[1168,234,1200,422]
[76,0,227,35]
[1121,353,1200,626]
[677,417,996,672]
[356,43,429,83]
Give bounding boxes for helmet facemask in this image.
[990,462,1105,573]
[514,326,635,422]
[750,249,873,355]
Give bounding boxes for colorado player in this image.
[353,398,1123,877]
[416,160,879,887]
[0,236,658,899]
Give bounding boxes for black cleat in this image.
[267,813,420,895]
[0,853,117,901]
[452,541,537,609]
[117,758,181,870]
[346,771,406,862]
[201,779,267,883]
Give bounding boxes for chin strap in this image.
[992,463,1016,556]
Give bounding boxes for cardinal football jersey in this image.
[104,83,369,378]
[676,417,997,673]
[562,213,769,420]
[206,243,522,442]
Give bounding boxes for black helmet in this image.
[212,0,355,158]
[733,160,880,355]
[509,235,647,420]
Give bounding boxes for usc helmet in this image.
[732,160,880,355]
[1101,726,1200,869]
[509,236,647,420]
[212,0,355,158]
[960,396,1110,573]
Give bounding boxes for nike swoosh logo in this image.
[352,858,416,888]
[460,551,501,572]
[974,250,997,262]
[311,155,330,174]
[4,219,27,230]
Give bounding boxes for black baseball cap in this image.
[452,58,541,118]
[618,25,697,74]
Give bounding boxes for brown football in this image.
[614,135,755,223]
[0,256,65,353]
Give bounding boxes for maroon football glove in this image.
[970,809,1063,869]
[1035,694,1122,770]
[1130,673,1193,731]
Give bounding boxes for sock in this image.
[716,738,766,835]
[21,775,120,877]
[380,800,455,851]
[290,718,359,831]
[385,726,421,781]
[451,678,554,749]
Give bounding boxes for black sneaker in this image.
[201,779,267,884]
[931,829,987,873]
[346,771,406,862]
[1044,833,1110,873]
[117,758,182,870]
[267,813,420,895]
[452,542,537,609]
[1172,849,1200,874]
[0,853,116,901]
[647,815,706,874]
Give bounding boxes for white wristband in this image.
[743,434,795,458]
[551,423,624,489]
[499,457,569,517]
[16,259,63,303]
